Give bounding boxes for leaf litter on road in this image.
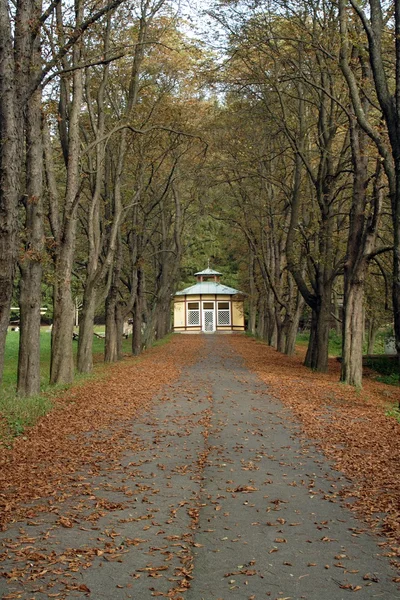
[228,335,400,569]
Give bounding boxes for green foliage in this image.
[364,353,399,386]
[296,331,310,347]
[151,333,173,348]
[363,355,398,375]
[297,327,398,361]
[296,330,342,356]
[327,330,342,356]
[2,331,53,388]
[0,390,53,445]
[386,406,400,423]
[376,373,400,386]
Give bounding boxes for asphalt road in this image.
[1,336,399,599]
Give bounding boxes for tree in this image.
[339,0,400,378]
[0,0,126,389]
[17,0,44,396]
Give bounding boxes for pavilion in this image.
[173,268,245,333]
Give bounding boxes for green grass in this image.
[297,329,400,386]
[297,327,394,357]
[0,390,53,445]
[386,406,400,423]
[1,331,48,388]
[363,356,399,386]
[0,328,140,444]
[296,331,310,347]
[151,333,173,348]
[376,373,400,386]
[296,330,342,356]
[2,329,132,388]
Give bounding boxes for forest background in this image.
[0,0,399,409]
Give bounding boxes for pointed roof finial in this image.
[208,258,210,269]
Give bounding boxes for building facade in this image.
[173,268,245,333]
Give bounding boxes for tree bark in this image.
[342,0,400,383]
[338,19,383,384]
[50,29,83,384]
[104,237,123,363]
[17,84,44,396]
[304,281,332,372]
[367,317,378,354]
[248,253,257,335]
[0,0,20,382]
[285,292,304,355]
[17,0,44,397]
[132,269,143,356]
[77,282,96,373]
[79,13,150,371]
[341,281,365,387]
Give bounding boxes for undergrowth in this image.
[0,390,53,446]
[386,406,400,423]
[296,330,342,356]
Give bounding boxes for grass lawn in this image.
[296,329,399,389]
[296,328,389,357]
[296,330,342,356]
[0,328,134,444]
[2,328,131,388]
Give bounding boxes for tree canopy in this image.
[0,0,398,396]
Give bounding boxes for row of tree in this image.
[202,0,398,387]
[0,0,209,396]
[0,0,398,398]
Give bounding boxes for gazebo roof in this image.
[175,281,242,296]
[194,268,223,276]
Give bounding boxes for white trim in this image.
[202,301,215,332]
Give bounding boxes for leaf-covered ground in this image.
[0,334,399,600]
[229,335,400,548]
[0,336,202,529]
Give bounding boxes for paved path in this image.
[1,337,399,599]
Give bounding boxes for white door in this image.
[202,302,215,332]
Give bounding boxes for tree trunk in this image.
[333,290,342,335]
[18,272,42,395]
[304,282,331,372]
[248,253,257,335]
[256,299,265,339]
[393,157,400,382]
[77,283,96,373]
[285,319,297,356]
[105,299,119,363]
[275,314,285,353]
[155,300,170,340]
[17,83,44,396]
[341,279,365,387]
[266,290,277,345]
[105,239,123,363]
[105,299,124,363]
[50,267,75,384]
[367,318,378,355]
[285,293,304,355]
[315,287,331,372]
[0,0,20,382]
[132,269,143,356]
[50,27,83,384]
[305,311,317,368]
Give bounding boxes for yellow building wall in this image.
[232,301,245,328]
[174,301,185,328]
